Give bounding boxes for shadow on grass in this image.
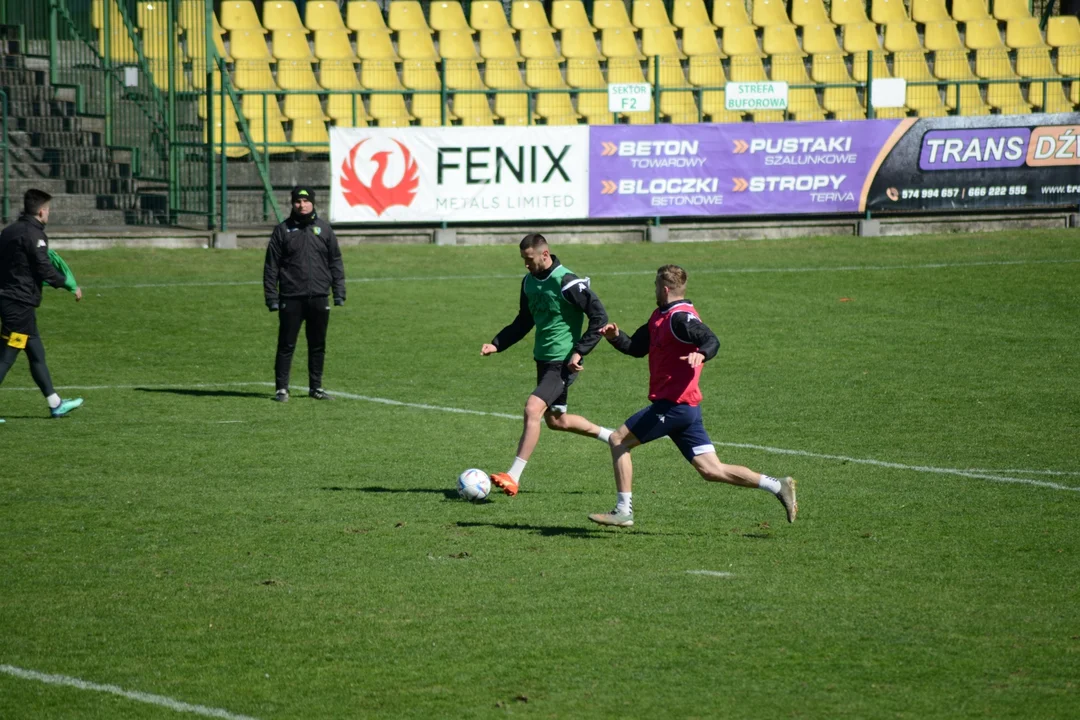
[456,520,626,538]
[134,387,269,399]
[322,486,460,500]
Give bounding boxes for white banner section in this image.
[329,125,590,223]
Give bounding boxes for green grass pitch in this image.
[1,229,1078,718]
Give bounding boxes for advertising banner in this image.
[588,121,905,218]
[329,125,590,223]
[864,113,1080,212]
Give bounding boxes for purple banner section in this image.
[919,128,1030,171]
[588,122,901,218]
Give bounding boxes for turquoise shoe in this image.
[50,398,84,418]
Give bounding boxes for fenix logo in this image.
[340,139,420,216]
[437,145,572,184]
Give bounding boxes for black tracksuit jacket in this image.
[263,213,346,307]
[0,215,67,308]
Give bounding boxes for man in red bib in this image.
[589,265,797,528]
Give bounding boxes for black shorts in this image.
[531,360,577,413]
[0,297,38,340]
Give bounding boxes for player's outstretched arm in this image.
[606,321,650,358]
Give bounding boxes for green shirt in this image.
[524,264,585,362]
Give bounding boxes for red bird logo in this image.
[340,139,420,216]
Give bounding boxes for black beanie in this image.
[291,186,315,204]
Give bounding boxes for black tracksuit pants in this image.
[0,298,55,397]
[275,295,330,392]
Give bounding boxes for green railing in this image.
[0,89,8,223]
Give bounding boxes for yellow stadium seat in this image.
[1014,46,1056,77]
[243,112,295,155]
[843,22,881,53]
[787,86,825,116]
[688,53,725,85]
[272,30,315,60]
[884,21,924,53]
[546,113,582,125]
[401,59,441,88]
[893,51,947,110]
[182,6,231,61]
[811,52,852,81]
[308,2,348,30]
[440,29,480,59]
[753,0,791,27]
[98,23,139,64]
[974,48,1017,77]
[355,28,402,59]
[934,48,976,78]
[560,27,601,58]
[551,1,594,30]
[513,1,554,30]
[642,27,686,57]
[445,58,486,87]
[791,0,832,28]
[945,83,990,114]
[326,94,369,124]
[1047,16,1080,48]
[264,2,306,32]
[1028,78,1073,112]
[729,54,768,80]
[241,92,285,120]
[451,93,493,122]
[1072,81,1080,106]
[672,0,714,29]
[750,109,785,121]
[852,51,891,79]
[525,57,569,86]
[388,1,432,32]
[803,23,843,54]
[607,56,647,82]
[660,88,699,119]
[986,80,1031,112]
[830,0,869,25]
[284,93,328,119]
[634,0,675,28]
[1005,18,1047,49]
[148,59,194,91]
[682,25,723,56]
[567,57,606,86]
[871,105,909,117]
[346,2,388,32]
[314,30,357,60]
[205,120,249,156]
[521,28,563,58]
[431,2,473,32]
[320,60,363,89]
[601,27,645,58]
[965,19,1004,50]
[594,0,634,29]
[624,110,656,123]
[234,59,279,89]
[771,53,810,81]
[140,28,181,61]
[702,88,743,122]
[487,58,527,87]
[480,28,523,59]
[723,24,765,56]
[823,86,863,118]
[191,67,223,91]
[576,91,614,122]
[1057,47,1080,76]
[911,0,949,24]
[277,59,322,89]
[368,92,414,122]
[398,29,439,59]
[713,0,754,28]
[230,29,272,60]
[535,91,577,118]
[293,117,331,151]
[361,59,405,89]
[415,98,457,126]
[763,24,805,55]
[495,91,533,123]
[221,1,265,32]
[924,21,963,51]
[198,90,238,120]
[951,0,990,23]
[872,0,909,24]
[647,55,691,85]
[471,1,511,30]
[993,0,1031,21]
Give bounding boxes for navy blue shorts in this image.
[624,400,715,462]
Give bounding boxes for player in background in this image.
[480,233,614,496]
[589,264,797,528]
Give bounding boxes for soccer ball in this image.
[457,468,491,501]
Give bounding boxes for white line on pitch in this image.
[960,468,1080,477]
[2,381,1077,493]
[686,570,734,578]
[0,664,259,720]
[81,258,1080,291]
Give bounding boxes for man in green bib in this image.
[481,233,614,496]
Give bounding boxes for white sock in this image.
[596,427,613,443]
[616,492,632,514]
[46,393,61,409]
[758,475,782,494]
[508,457,527,482]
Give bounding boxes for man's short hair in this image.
[657,264,688,293]
[24,189,52,217]
[519,233,548,251]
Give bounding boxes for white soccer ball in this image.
[457,468,491,501]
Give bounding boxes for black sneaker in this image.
[309,388,333,400]
[273,390,289,403]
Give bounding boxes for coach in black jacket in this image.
[0,189,84,420]
[263,186,346,402]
